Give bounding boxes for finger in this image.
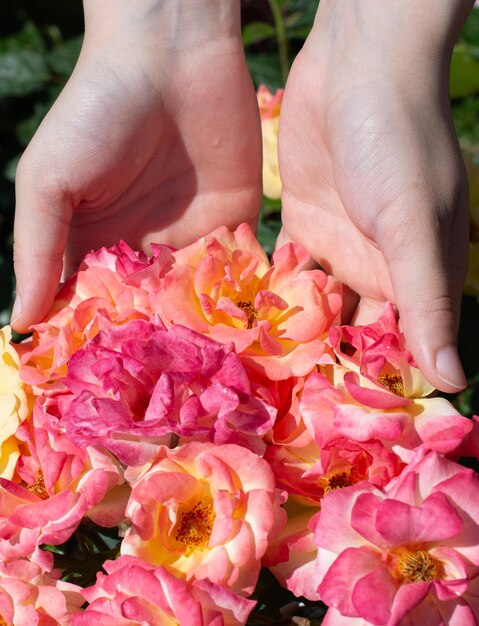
[274,226,293,252]
[274,226,322,271]
[12,163,72,333]
[378,201,468,393]
[350,296,387,326]
[276,226,362,324]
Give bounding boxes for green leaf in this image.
[242,22,276,48]
[284,0,318,11]
[0,22,45,55]
[262,195,282,217]
[246,52,283,90]
[453,96,479,143]
[16,101,53,146]
[47,36,83,77]
[450,43,479,99]
[459,7,479,46]
[257,216,281,257]
[0,50,50,98]
[284,1,318,39]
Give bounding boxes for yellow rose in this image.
[258,85,284,200]
[0,326,32,478]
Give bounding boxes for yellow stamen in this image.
[395,549,443,583]
[378,373,404,397]
[19,470,49,500]
[0,615,7,626]
[237,300,259,329]
[174,501,215,550]
[322,470,354,494]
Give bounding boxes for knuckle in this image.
[16,149,68,202]
[422,294,457,320]
[401,294,456,320]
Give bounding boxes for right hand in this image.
[279,0,473,392]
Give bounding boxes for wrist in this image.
[306,0,474,89]
[83,0,242,52]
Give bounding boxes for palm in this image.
[279,46,467,325]
[22,40,262,273]
[279,50,394,322]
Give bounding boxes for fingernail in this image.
[435,346,467,390]
[10,295,22,326]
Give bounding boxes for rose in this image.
[60,320,276,466]
[0,326,32,479]
[314,451,479,625]
[0,560,83,626]
[257,85,284,200]
[121,442,282,595]
[154,223,341,380]
[73,555,255,626]
[20,241,173,386]
[0,397,127,567]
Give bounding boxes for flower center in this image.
[378,373,404,397]
[237,300,259,329]
[395,549,443,583]
[0,615,7,626]
[322,470,354,494]
[19,470,48,500]
[174,501,215,550]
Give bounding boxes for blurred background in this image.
[0,0,478,415]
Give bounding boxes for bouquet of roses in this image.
[1,221,479,626]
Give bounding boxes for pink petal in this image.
[375,492,463,546]
[318,546,383,617]
[351,565,397,624]
[344,371,411,409]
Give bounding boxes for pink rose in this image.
[257,85,284,199]
[266,435,401,507]
[257,85,284,120]
[0,397,127,566]
[314,451,479,625]
[329,303,434,398]
[0,560,83,625]
[20,241,173,387]
[60,320,276,466]
[73,555,255,626]
[154,224,341,380]
[265,509,322,601]
[259,375,307,447]
[300,368,472,462]
[121,442,282,595]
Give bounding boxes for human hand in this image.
[279,0,474,392]
[12,0,262,333]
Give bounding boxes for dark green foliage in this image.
[247,51,284,90]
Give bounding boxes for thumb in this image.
[12,162,72,333]
[379,204,468,394]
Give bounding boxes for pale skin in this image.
[12,0,473,392]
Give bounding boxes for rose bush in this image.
[0,224,477,625]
